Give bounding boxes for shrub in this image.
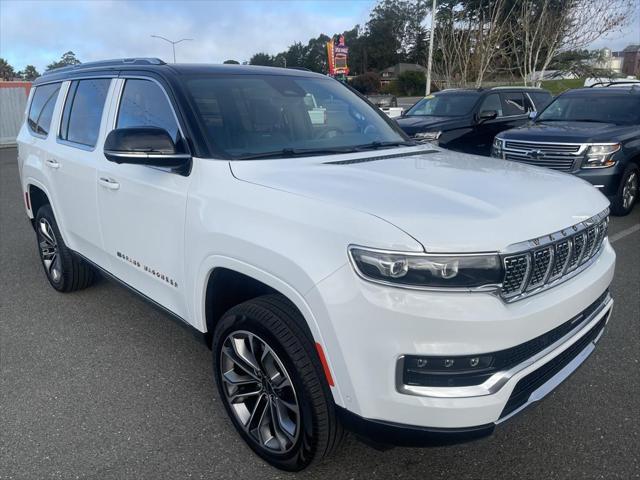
[350,72,382,95]
[397,70,426,96]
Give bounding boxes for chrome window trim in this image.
[395,293,612,399]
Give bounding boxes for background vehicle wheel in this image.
[212,294,342,471]
[611,165,639,216]
[35,205,96,292]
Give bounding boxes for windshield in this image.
[184,74,409,159]
[537,94,640,125]
[405,92,480,117]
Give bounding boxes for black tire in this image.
[212,294,343,471]
[35,205,96,292]
[611,164,639,216]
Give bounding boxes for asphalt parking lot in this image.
[1,146,638,480]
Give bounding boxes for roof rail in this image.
[490,85,541,90]
[588,80,640,88]
[42,58,166,76]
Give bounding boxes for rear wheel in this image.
[212,294,342,471]
[611,164,639,216]
[35,205,96,292]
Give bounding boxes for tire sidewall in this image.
[35,205,68,291]
[212,312,317,471]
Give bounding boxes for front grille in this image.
[504,141,581,153]
[502,140,584,172]
[504,153,575,171]
[501,209,609,301]
[500,311,608,419]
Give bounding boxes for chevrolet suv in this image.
[492,85,640,215]
[396,87,552,155]
[17,59,615,471]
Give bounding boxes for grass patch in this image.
[540,78,585,95]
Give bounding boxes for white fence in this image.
[0,85,29,146]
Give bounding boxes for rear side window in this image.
[28,83,61,136]
[59,79,111,147]
[479,94,503,117]
[117,79,179,142]
[500,92,527,116]
[528,92,553,111]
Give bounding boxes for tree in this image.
[350,72,382,94]
[223,59,239,64]
[397,70,426,95]
[21,65,40,81]
[46,51,81,71]
[249,52,275,66]
[507,0,635,86]
[0,58,16,80]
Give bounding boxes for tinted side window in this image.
[529,92,552,111]
[117,79,179,142]
[60,79,111,147]
[500,92,527,116]
[28,83,61,136]
[479,94,503,117]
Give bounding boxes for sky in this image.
[0,0,639,73]
[0,0,375,71]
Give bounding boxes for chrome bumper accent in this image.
[395,293,612,399]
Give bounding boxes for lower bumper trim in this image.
[336,406,494,448]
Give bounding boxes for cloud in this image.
[0,0,374,71]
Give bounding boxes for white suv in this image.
[17,59,615,471]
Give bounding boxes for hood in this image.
[229,147,609,253]
[499,121,634,143]
[396,116,463,135]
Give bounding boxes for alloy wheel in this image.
[38,218,62,283]
[219,330,300,453]
[622,172,638,210]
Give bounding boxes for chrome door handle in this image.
[45,159,60,169]
[98,177,120,190]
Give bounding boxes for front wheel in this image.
[212,294,342,471]
[611,164,639,216]
[35,205,96,292]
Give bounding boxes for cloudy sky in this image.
[1,0,638,72]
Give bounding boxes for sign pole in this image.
[425,0,437,95]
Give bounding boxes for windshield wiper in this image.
[353,140,416,151]
[234,147,360,160]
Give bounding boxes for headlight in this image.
[414,131,442,142]
[582,143,620,168]
[348,247,502,289]
[491,137,504,158]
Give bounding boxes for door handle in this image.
[45,159,60,169]
[99,177,120,190]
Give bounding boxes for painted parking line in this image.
[609,224,640,244]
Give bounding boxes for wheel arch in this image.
[197,256,344,405]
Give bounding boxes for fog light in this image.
[416,359,428,368]
[444,359,455,368]
[469,357,480,367]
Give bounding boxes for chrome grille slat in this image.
[500,210,609,302]
[504,141,581,153]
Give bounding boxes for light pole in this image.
[425,0,437,95]
[151,35,193,63]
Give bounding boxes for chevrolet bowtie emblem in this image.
[526,149,545,159]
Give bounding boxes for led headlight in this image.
[582,143,620,168]
[413,131,442,142]
[348,247,502,289]
[491,137,504,158]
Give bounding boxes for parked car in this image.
[492,84,640,215]
[367,93,404,118]
[396,87,553,156]
[18,59,615,471]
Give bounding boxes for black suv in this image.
[493,84,640,215]
[396,87,552,156]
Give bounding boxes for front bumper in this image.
[305,242,615,431]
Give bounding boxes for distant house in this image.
[622,45,640,77]
[380,63,427,85]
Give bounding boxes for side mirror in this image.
[528,111,538,120]
[103,127,190,169]
[478,110,498,121]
